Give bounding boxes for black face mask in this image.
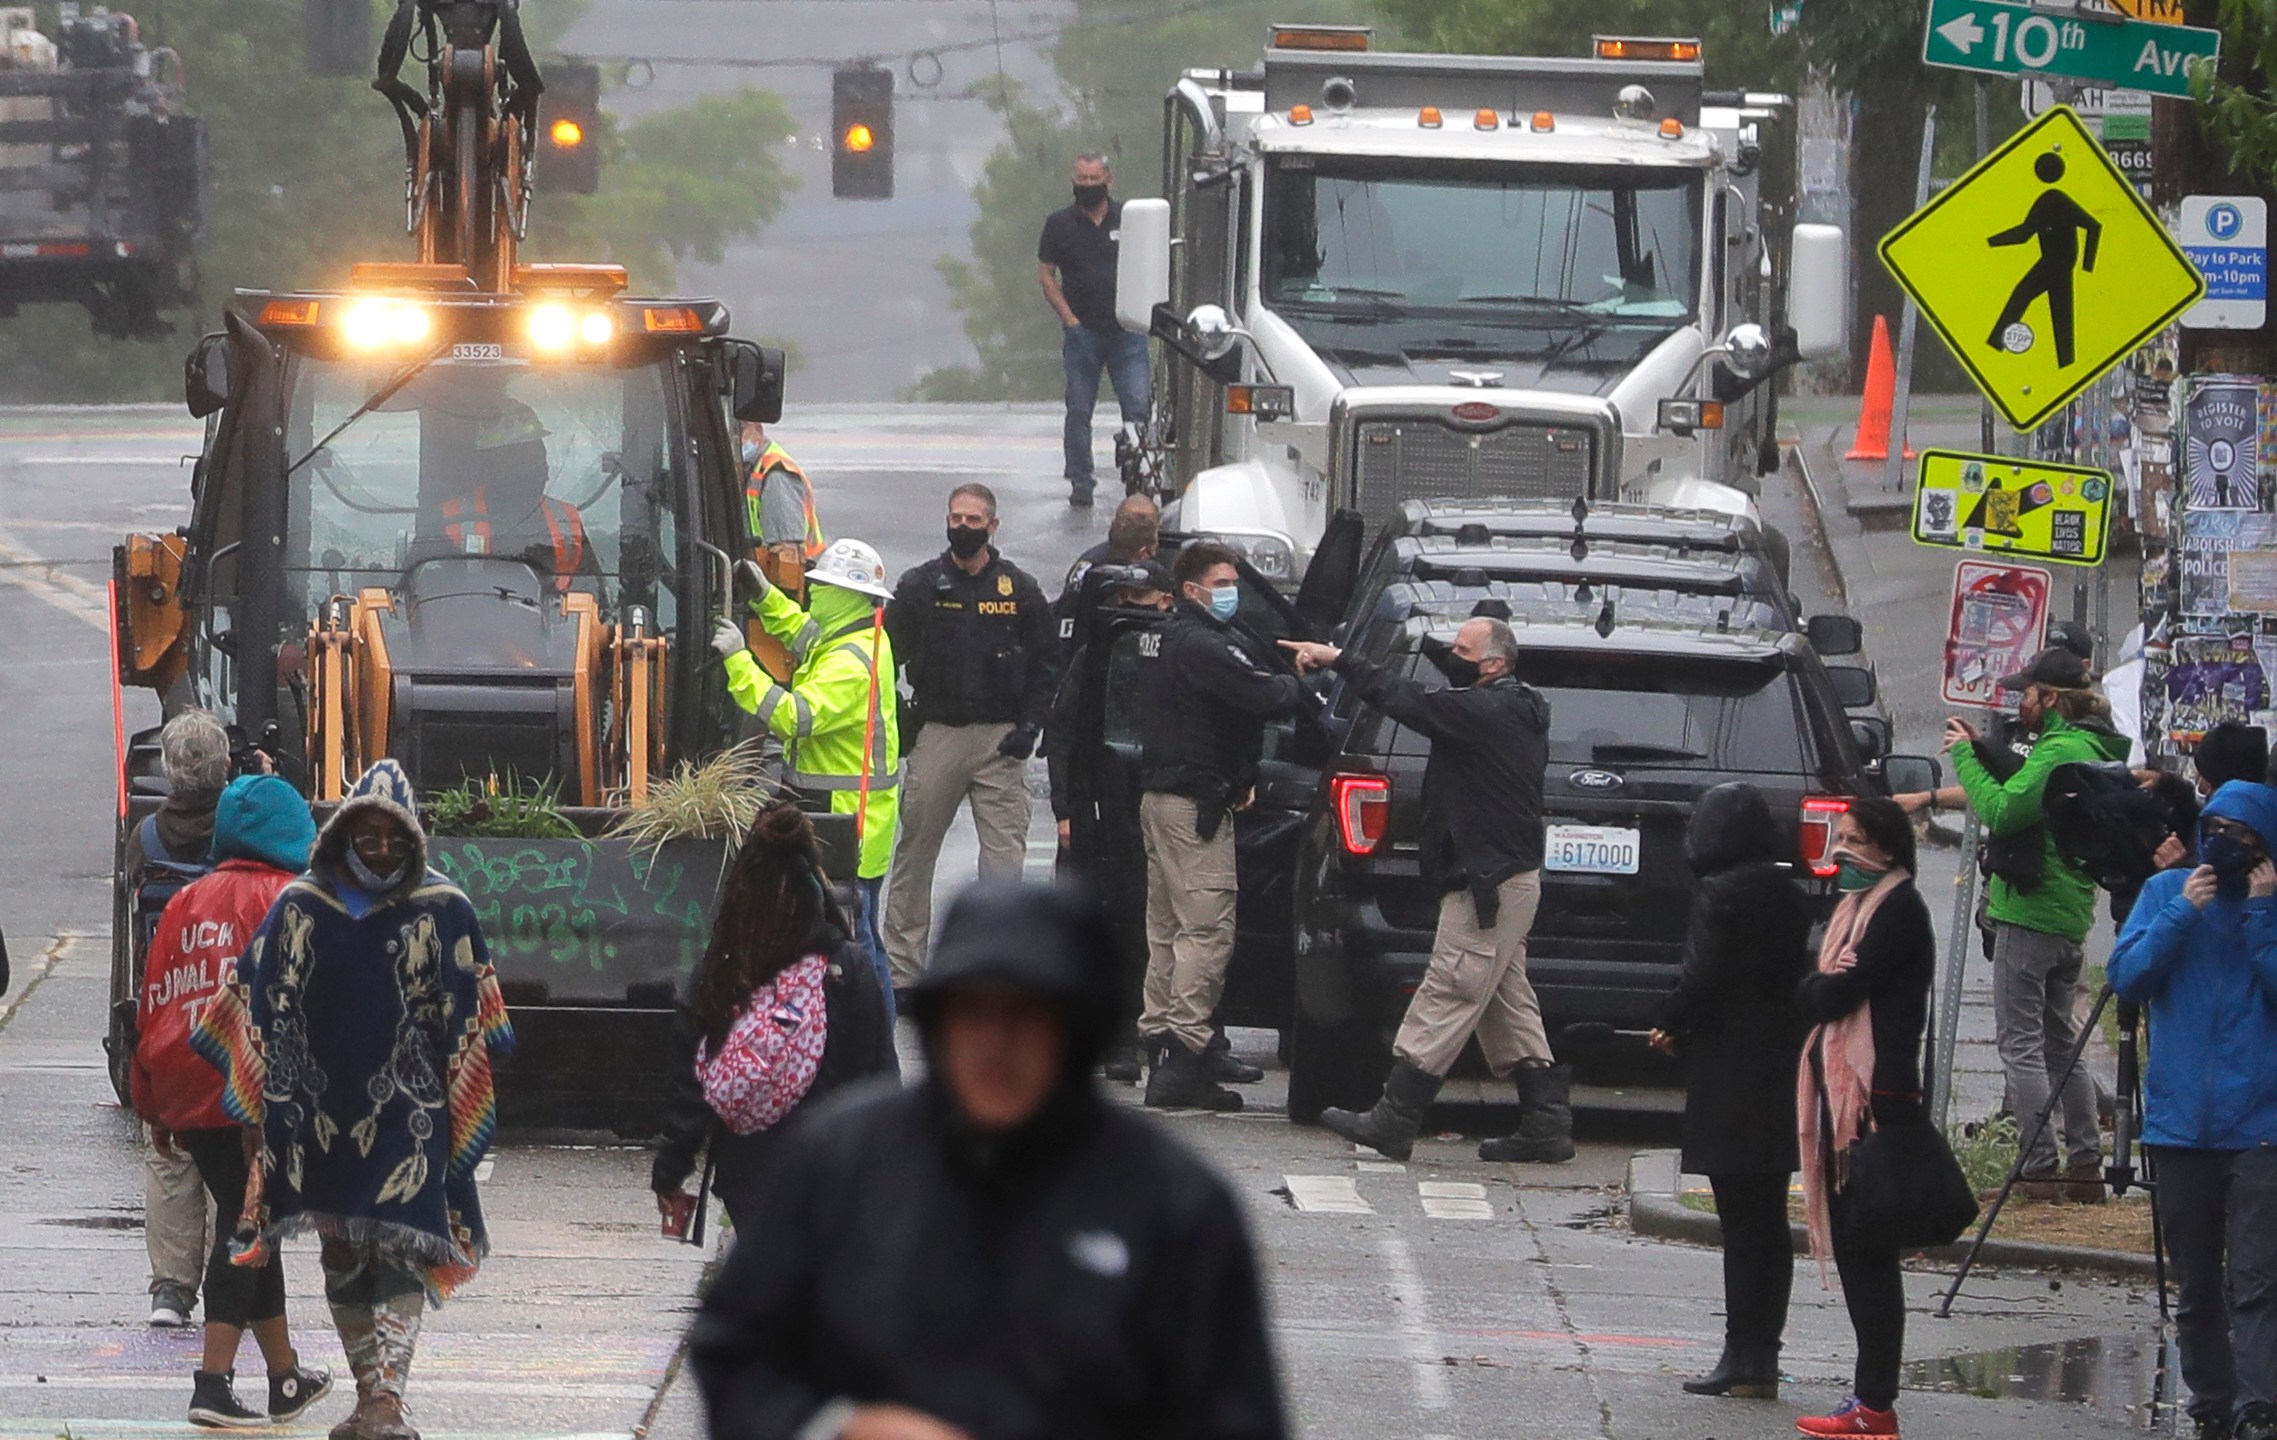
[946,524,990,559]
[1422,639,1483,689]
[1073,182,1110,209]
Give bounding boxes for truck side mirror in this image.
[1788,223,1846,362]
[1882,753,1942,796]
[1806,613,1863,656]
[1293,507,1365,636]
[724,340,786,424]
[1115,196,1171,335]
[1827,664,1878,709]
[184,333,231,419]
[1850,716,1892,761]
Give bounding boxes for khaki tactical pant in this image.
[883,721,1032,987]
[144,1125,210,1296]
[1138,792,1239,1055]
[1393,872,1550,1079]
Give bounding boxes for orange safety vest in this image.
[747,442,824,560]
[441,488,589,593]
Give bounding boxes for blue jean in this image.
[2151,1144,2277,1421]
[1061,325,1151,490]
[856,875,894,1023]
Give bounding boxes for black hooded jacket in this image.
[1658,784,1813,1175]
[689,882,1287,1440]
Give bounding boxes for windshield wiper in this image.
[1589,741,1704,761]
[1458,294,1595,311]
[284,340,453,478]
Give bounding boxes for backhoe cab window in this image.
[283,356,680,620]
[1262,159,1702,323]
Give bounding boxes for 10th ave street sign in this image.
[1921,0,2220,99]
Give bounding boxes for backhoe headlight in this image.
[341,297,432,349]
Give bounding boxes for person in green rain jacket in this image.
[1946,645,2130,1193]
[712,538,901,1013]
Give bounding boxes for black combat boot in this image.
[1320,1062,1442,1161]
[1477,1062,1575,1163]
[1144,1042,1243,1112]
[1200,1029,1264,1083]
[1683,1342,1781,1398]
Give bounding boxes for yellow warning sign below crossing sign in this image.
[1879,105,2205,433]
[1911,449,2114,566]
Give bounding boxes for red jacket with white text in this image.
[131,860,294,1132]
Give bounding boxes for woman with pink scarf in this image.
[1792,796,1935,1439]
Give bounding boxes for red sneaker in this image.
[1796,1396,1899,1437]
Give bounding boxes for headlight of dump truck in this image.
[1211,530,1297,582]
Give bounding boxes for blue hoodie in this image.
[211,774,317,874]
[2109,780,2277,1150]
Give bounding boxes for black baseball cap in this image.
[1999,646,2091,692]
[2044,620,2094,667]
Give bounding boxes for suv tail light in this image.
[1331,773,1391,855]
[1798,795,1851,877]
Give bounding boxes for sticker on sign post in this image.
[2180,197,2268,330]
[1911,449,2113,566]
[1943,560,2053,709]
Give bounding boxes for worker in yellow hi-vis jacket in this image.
[713,538,901,1014]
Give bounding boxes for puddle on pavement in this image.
[1903,1333,2182,1425]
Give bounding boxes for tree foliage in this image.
[0,0,792,401]
[2194,0,2277,187]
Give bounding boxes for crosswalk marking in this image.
[1283,1174,1374,1214]
[1416,1181,1495,1220]
[1283,1174,1508,1220]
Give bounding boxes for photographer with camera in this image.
[2110,781,2277,1440]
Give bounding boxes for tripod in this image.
[1937,985,2170,1322]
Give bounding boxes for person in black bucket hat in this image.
[689,880,1288,1440]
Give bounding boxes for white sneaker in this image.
[149,1283,194,1327]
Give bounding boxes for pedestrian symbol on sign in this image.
[1986,153,2102,367]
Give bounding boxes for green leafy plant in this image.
[606,738,780,850]
[425,775,580,840]
[2194,0,2277,188]
[1949,1112,2022,1196]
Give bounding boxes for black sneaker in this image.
[149,1280,196,1328]
[270,1362,333,1421]
[2234,1403,2275,1440]
[2195,1412,2234,1440]
[188,1370,265,1429]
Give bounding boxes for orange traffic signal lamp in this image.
[831,64,893,199]
[543,61,600,195]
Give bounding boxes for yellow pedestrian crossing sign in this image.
[1879,105,2205,433]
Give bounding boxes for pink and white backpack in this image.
[696,954,831,1135]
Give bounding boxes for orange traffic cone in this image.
[1844,314,1915,461]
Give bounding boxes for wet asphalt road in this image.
[1,405,2180,1440]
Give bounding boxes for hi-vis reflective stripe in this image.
[785,635,895,789]
[782,612,822,664]
[754,682,813,738]
[788,765,900,791]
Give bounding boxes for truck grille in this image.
[1353,420,1595,531]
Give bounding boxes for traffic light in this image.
[542,61,601,196]
[831,64,893,200]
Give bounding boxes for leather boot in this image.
[1200,1029,1264,1084]
[1143,1043,1242,1112]
[1320,1062,1441,1162]
[1478,1063,1575,1163]
[1683,1342,1781,1398]
[328,1377,375,1440]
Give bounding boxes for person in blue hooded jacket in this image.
[2110,779,2277,1440]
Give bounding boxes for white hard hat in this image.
[807,538,892,600]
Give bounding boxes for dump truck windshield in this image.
[1262,158,1702,326]
[281,354,684,623]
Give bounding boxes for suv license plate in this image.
[1544,824,1641,875]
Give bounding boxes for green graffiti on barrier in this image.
[430,840,720,976]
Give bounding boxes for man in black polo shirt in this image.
[1038,152,1152,508]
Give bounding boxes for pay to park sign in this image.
[1911,449,2114,566]
[1943,559,2055,709]
[1880,105,2207,433]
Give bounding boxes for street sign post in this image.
[2179,196,2268,330]
[1911,449,2114,565]
[1942,559,2054,708]
[1879,105,2207,433]
[1921,0,2220,98]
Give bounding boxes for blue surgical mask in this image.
[741,439,760,466]
[1207,585,1240,623]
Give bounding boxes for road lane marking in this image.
[1417,1181,1495,1220]
[1282,1174,1373,1214]
[0,525,109,635]
[1356,1160,1407,1173]
[1376,1227,1454,1412]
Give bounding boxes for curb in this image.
[1624,1149,2161,1282]
[1782,441,1848,610]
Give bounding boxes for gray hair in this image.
[1074,151,1110,170]
[1472,617,1519,671]
[159,709,230,799]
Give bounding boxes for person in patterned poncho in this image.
[194,759,512,1440]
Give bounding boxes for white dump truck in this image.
[1114,26,1846,585]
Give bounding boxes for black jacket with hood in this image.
[1658,783,1813,1175]
[690,881,1287,1440]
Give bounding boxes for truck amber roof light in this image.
[348,261,475,291]
[1594,36,1702,62]
[511,262,630,297]
[257,299,320,326]
[1659,117,1686,138]
[1530,110,1555,132]
[1289,103,1314,125]
[1269,25,1371,52]
[1417,106,1442,128]
[641,306,704,334]
[1473,108,1499,131]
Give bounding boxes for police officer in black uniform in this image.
[1135,540,1309,1111]
[881,482,1058,994]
